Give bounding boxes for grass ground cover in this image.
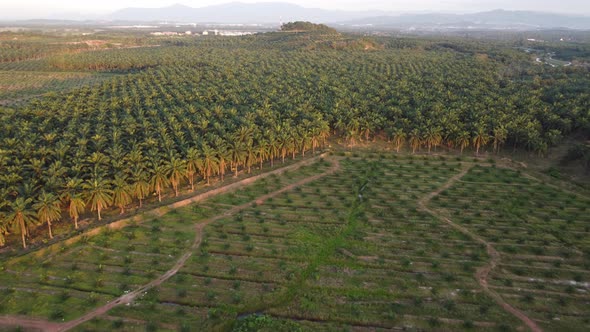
[0,159,331,329]
[78,154,523,331]
[430,165,590,331]
[1,153,588,332]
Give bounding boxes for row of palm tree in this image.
[386,125,499,155]
[0,125,329,249]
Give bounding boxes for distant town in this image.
[150,30,255,36]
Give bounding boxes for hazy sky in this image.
[2,0,590,19]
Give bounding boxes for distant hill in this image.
[10,2,588,30]
[109,2,384,24]
[338,9,590,30]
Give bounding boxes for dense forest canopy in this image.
[280,21,338,34]
[0,31,589,248]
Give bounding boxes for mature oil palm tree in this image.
[185,147,200,191]
[278,132,289,164]
[86,151,109,177]
[424,126,442,154]
[288,131,299,160]
[256,139,270,170]
[493,126,508,154]
[131,166,151,208]
[316,120,330,153]
[150,163,170,202]
[112,175,133,214]
[67,192,85,229]
[34,191,62,239]
[228,140,246,177]
[167,156,186,197]
[235,126,253,145]
[199,144,219,185]
[60,177,84,229]
[457,131,471,155]
[473,126,490,156]
[345,121,360,149]
[6,197,37,248]
[0,200,8,246]
[299,128,311,157]
[267,133,279,167]
[215,143,230,181]
[83,176,113,221]
[0,212,6,247]
[392,128,406,153]
[409,129,422,154]
[245,143,256,174]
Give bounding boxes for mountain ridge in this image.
[105,2,590,29]
[2,2,589,30]
[338,9,590,30]
[109,2,386,24]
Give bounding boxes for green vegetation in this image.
[280,21,338,34]
[431,165,590,331]
[562,143,590,173]
[0,24,590,250]
[3,153,587,331]
[0,27,589,331]
[0,71,115,106]
[1,31,589,249]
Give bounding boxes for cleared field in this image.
[1,154,588,331]
[76,154,521,331]
[0,70,114,106]
[0,159,332,330]
[430,165,590,331]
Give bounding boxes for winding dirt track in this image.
[418,164,543,332]
[0,155,339,332]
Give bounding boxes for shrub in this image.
[50,308,64,320]
[112,319,124,329]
